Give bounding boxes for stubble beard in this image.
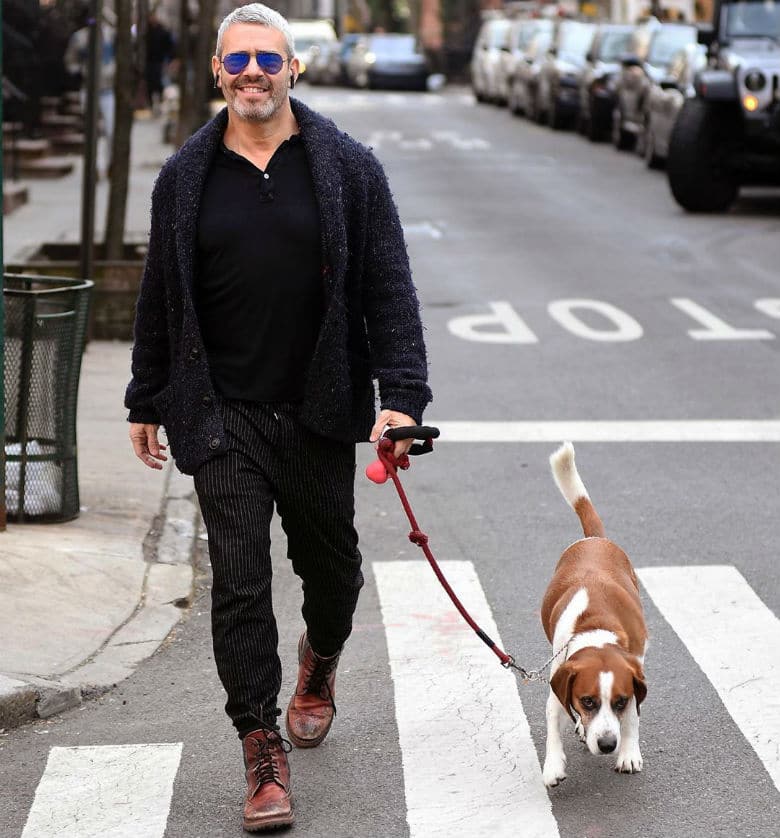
[227,76,288,123]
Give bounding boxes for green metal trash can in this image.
[3,274,93,522]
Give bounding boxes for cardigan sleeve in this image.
[361,156,432,423]
[124,165,174,424]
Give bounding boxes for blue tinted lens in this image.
[222,51,285,75]
[222,52,251,74]
[256,52,285,74]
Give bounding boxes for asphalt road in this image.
[2,85,779,838]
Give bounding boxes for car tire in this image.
[548,96,566,130]
[611,108,634,151]
[587,97,607,142]
[508,80,522,115]
[667,99,739,212]
[642,116,664,170]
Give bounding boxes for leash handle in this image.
[383,425,440,456]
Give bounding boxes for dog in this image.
[541,442,647,788]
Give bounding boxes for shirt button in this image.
[209,437,220,450]
[263,173,270,179]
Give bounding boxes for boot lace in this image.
[300,653,339,714]
[247,729,292,791]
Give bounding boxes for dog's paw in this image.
[614,747,643,774]
[543,755,567,788]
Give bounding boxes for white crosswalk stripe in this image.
[16,565,780,835]
[373,560,560,838]
[21,743,183,838]
[638,564,780,792]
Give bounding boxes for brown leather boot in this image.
[242,728,294,832]
[285,632,341,748]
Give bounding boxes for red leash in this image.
[367,428,520,672]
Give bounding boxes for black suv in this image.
[667,0,780,211]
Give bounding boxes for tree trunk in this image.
[104,0,135,261]
[175,0,217,145]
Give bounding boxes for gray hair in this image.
[215,4,294,58]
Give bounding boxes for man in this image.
[125,3,430,832]
[144,11,175,114]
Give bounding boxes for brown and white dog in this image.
[541,442,647,788]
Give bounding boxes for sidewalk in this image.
[0,116,199,729]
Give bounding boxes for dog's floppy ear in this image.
[632,665,647,715]
[550,662,578,722]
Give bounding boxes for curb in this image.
[0,468,200,732]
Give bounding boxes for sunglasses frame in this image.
[220,50,290,76]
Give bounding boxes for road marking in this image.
[638,565,780,792]
[427,421,780,443]
[22,743,183,838]
[373,560,559,838]
[547,299,643,342]
[671,298,774,340]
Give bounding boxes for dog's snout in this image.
[597,734,617,754]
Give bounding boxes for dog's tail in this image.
[549,442,605,538]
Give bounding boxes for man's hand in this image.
[129,422,168,470]
[369,409,416,459]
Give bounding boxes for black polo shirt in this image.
[195,134,323,403]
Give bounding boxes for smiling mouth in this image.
[237,86,270,94]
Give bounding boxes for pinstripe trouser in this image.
[193,399,364,737]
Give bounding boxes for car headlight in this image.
[744,70,766,92]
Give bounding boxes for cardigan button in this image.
[189,347,200,360]
[202,395,213,407]
[209,437,220,450]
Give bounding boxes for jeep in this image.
[666,0,780,212]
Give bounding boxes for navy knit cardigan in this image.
[125,99,431,475]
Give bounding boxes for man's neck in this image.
[223,105,299,158]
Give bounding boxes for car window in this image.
[559,22,595,62]
[726,0,780,37]
[598,30,634,61]
[368,35,417,56]
[488,19,511,48]
[648,26,697,66]
[527,31,553,60]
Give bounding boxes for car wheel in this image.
[548,96,566,130]
[587,97,606,142]
[611,108,634,151]
[667,99,739,212]
[508,81,520,115]
[643,116,664,170]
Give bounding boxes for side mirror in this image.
[697,25,714,47]
[620,52,642,68]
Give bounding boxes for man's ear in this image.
[550,663,578,722]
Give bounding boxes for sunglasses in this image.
[220,51,289,75]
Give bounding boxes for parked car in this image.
[577,23,635,141]
[289,18,338,80]
[471,16,512,103]
[337,33,362,84]
[346,33,429,91]
[493,18,538,107]
[537,19,597,129]
[305,40,342,85]
[667,0,780,212]
[612,22,698,150]
[508,22,554,118]
[639,42,706,168]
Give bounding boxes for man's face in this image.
[213,23,298,123]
